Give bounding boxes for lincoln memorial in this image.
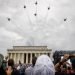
[7,46,52,64]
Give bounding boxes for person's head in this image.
[33,55,55,75]
[32,56,37,67]
[8,59,14,68]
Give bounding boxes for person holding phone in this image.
[6,59,20,75]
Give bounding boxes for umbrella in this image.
[33,55,55,75]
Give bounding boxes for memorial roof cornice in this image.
[13,46,47,47]
[7,49,52,51]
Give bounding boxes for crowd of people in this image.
[0,54,75,75]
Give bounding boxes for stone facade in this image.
[7,46,52,64]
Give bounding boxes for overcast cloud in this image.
[0,0,75,55]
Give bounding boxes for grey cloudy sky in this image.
[0,0,75,55]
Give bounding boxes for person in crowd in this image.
[18,60,25,75]
[69,56,75,75]
[25,56,37,75]
[33,55,55,75]
[6,59,20,75]
[55,54,75,75]
[0,60,7,75]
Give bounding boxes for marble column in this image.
[36,53,38,57]
[26,53,28,64]
[30,53,32,64]
[14,53,16,64]
[10,53,12,59]
[17,53,19,64]
[9,53,10,59]
[40,53,42,55]
[20,53,24,63]
[20,53,22,63]
[18,53,20,63]
[16,53,17,63]
[37,53,39,57]
[35,53,37,57]
[22,53,24,63]
[38,53,40,56]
